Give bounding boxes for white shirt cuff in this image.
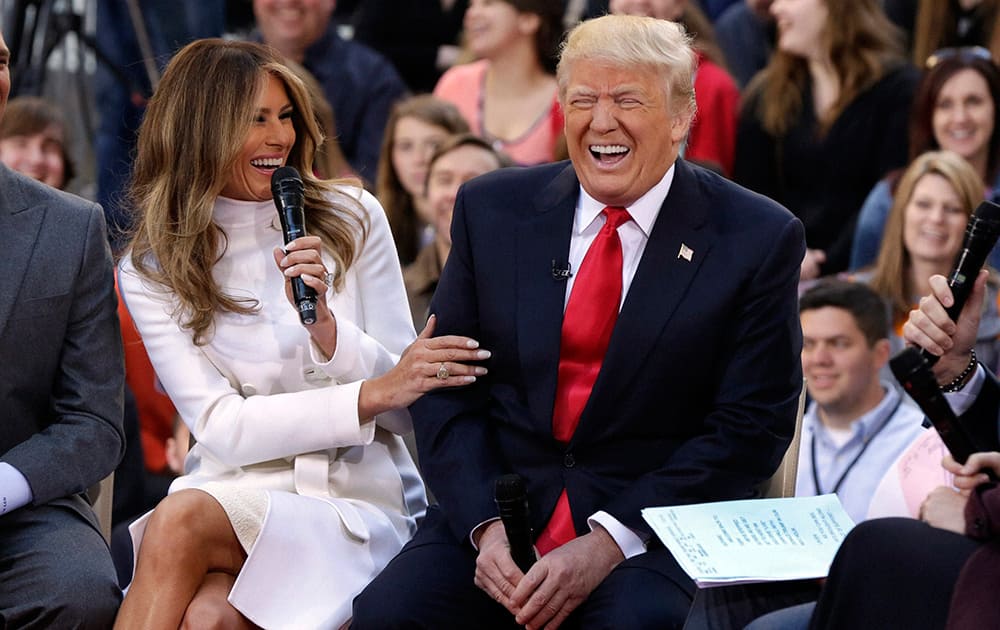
[945,364,986,417]
[469,517,501,550]
[0,462,33,516]
[588,510,647,559]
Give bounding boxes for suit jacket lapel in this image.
[0,168,43,340]
[573,159,712,443]
[516,163,579,428]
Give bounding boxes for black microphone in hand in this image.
[920,199,1000,365]
[889,200,1000,464]
[271,166,317,325]
[495,474,536,573]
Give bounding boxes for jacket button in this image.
[241,383,257,396]
[564,453,575,468]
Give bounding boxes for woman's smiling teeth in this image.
[251,157,283,169]
[590,144,629,163]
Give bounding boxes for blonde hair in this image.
[557,14,697,120]
[745,0,904,136]
[127,39,367,345]
[869,150,985,321]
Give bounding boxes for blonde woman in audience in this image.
[114,39,486,629]
[376,95,469,264]
[860,150,1000,370]
[735,0,919,278]
[434,0,565,165]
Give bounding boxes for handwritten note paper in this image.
[642,495,855,587]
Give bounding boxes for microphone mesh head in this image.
[271,166,303,197]
[973,199,1000,222]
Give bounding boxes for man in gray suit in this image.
[0,30,125,627]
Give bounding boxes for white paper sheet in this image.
[641,494,855,587]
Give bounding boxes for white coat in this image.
[119,187,426,628]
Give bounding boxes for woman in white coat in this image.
[113,39,488,629]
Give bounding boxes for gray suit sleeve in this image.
[2,203,125,505]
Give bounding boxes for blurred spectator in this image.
[0,96,75,190]
[913,0,1000,67]
[376,95,469,264]
[285,59,357,181]
[95,0,226,251]
[856,150,1000,371]
[796,280,926,524]
[434,0,565,165]
[609,0,740,175]
[352,0,468,93]
[403,133,509,329]
[715,0,775,89]
[851,49,1000,270]
[253,0,409,183]
[734,0,918,278]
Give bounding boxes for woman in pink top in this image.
[434,0,565,166]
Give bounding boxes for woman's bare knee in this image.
[138,490,244,571]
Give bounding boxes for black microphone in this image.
[551,260,573,281]
[920,199,1000,365]
[494,474,536,573]
[271,166,317,325]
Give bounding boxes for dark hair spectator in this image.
[735,0,918,278]
[851,50,1000,270]
[376,94,469,264]
[0,96,75,189]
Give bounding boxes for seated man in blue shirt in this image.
[797,280,926,523]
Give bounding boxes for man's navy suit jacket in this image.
[411,158,806,545]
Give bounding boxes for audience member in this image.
[714,0,775,89]
[0,96,75,190]
[403,133,510,330]
[253,0,409,183]
[851,48,1000,270]
[113,39,484,629]
[285,59,357,181]
[0,29,124,628]
[805,269,1000,630]
[95,0,227,251]
[434,0,566,165]
[376,95,470,265]
[353,15,805,629]
[857,151,1000,371]
[609,0,740,175]
[351,0,468,93]
[912,0,1000,67]
[796,280,926,524]
[734,0,918,278]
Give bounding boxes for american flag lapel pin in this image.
[678,243,694,262]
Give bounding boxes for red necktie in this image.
[535,206,631,555]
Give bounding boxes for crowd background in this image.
[4,0,1000,625]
